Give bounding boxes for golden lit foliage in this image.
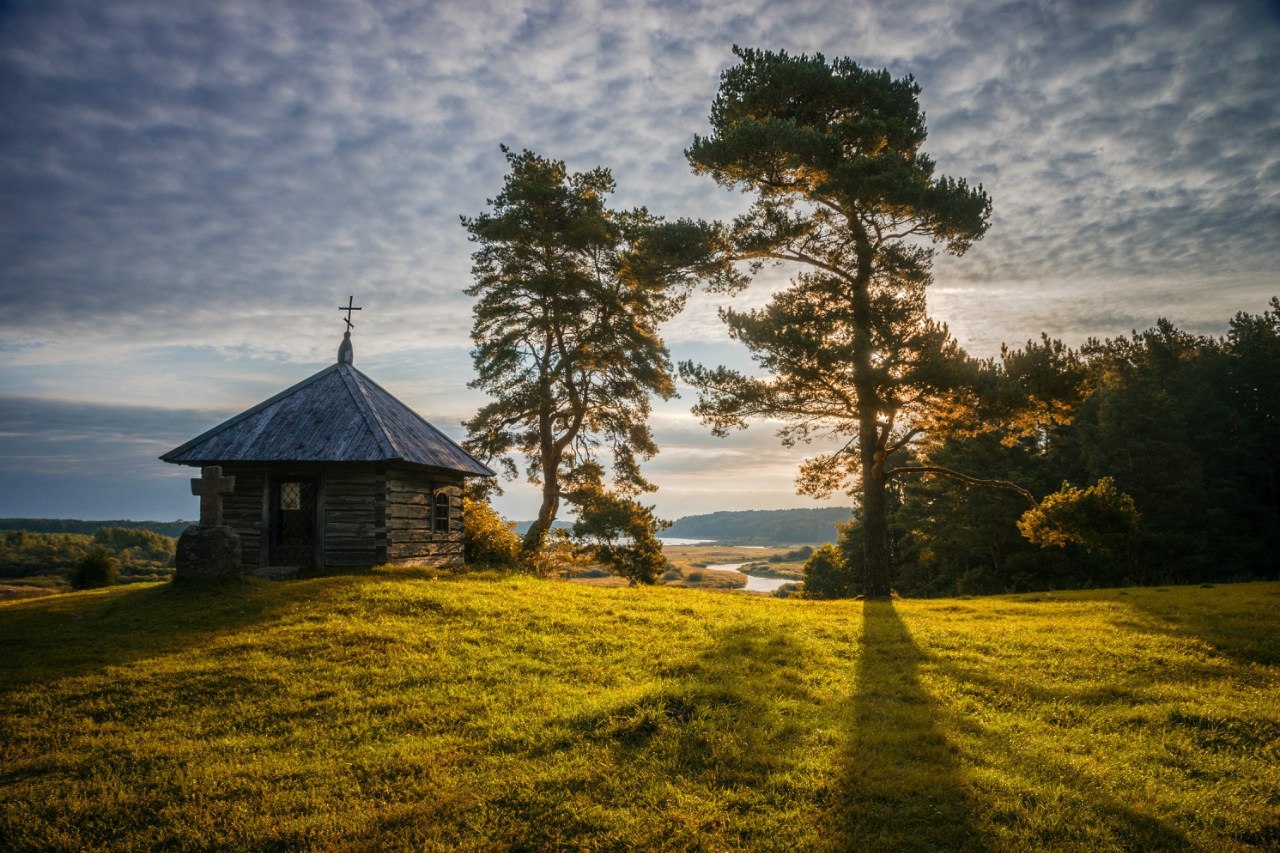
[1018,476,1140,553]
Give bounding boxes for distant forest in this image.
[1,527,176,589]
[507,510,848,544]
[846,310,1280,596]
[664,508,852,544]
[0,518,193,538]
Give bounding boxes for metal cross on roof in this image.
[339,295,362,331]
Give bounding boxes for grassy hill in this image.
[1,573,1277,851]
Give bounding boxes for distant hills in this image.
[0,518,194,539]
[510,508,851,544]
[664,507,852,544]
[4,507,852,547]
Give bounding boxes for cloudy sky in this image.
[1,0,1277,524]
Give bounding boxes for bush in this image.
[769,545,814,563]
[72,547,118,590]
[462,499,522,568]
[569,476,669,585]
[773,582,803,598]
[803,543,858,599]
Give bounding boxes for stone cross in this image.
[191,466,236,528]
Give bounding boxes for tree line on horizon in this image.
[457,45,1278,595]
[0,518,193,538]
[0,527,177,590]
[663,508,853,544]
[804,312,1280,597]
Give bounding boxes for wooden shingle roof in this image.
[161,362,494,477]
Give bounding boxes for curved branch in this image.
[885,428,924,456]
[885,465,1038,506]
[765,248,858,284]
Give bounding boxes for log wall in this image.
[384,469,464,567]
[220,466,265,570]
[321,469,385,567]
[200,463,467,571]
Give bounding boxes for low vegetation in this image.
[2,573,1276,851]
[1,527,176,594]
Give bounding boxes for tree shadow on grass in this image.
[1087,583,1280,667]
[932,654,1197,851]
[454,617,850,851]
[825,601,1197,851]
[584,619,827,787]
[823,599,986,852]
[0,579,305,692]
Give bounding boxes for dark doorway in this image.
[271,479,317,567]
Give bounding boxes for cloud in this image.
[0,0,1276,520]
[0,395,217,519]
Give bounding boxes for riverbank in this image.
[659,545,806,593]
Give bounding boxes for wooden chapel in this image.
[161,303,494,571]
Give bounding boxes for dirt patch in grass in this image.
[0,585,61,602]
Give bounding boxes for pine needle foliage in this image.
[462,146,736,560]
[681,47,993,598]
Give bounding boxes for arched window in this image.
[433,491,451,534]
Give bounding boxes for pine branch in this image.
[884,465,1037,506]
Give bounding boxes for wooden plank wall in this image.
[322,470,385,567]
[209,464,468,570]
[385,469,464,567]
[221,466,265,570]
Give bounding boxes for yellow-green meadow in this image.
[2,573,1276,851]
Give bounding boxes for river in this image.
[705,562,793,593]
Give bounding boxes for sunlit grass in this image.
[1,573,1276,851]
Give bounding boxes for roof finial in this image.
[339,295,362,332]
[338,295,361,364]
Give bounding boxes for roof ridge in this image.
[346,368,495,476]
[336,364,399,459]
[160,363,342,463]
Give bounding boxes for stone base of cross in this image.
[192,466,236,528]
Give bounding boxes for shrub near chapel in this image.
[462,498,522,568]
[72,547,118,590]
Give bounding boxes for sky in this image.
[1,0,1277,524]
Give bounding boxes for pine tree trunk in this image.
[521,486,559,558]
[521,426,560,559]
[860,420,893,599]
[850,239,891,598]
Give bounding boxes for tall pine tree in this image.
[463,147,733,559]
[681,47,992,597]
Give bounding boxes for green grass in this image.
[1,573,1277,851]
